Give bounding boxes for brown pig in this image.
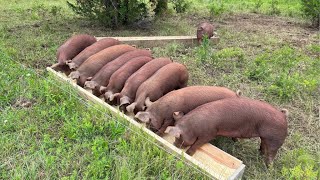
[52,34,97,73]
[84,49,152,96]
[66,38,120,70]
[135,86,240,135]
[111,58,172,110]
[101,56,153,103]
[165,98,288,166]
[126,62,188,114]
[68,44,135,87]
[196,22,215,43]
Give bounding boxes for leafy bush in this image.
[195,35,211,64]
[67,0,155,28]
[252,0,263,13]
[280,148,319,179]
[171,0,190,13]
[269,0,281,15]
[246,46,319,100]
[153,0,168,14]
[301,0,320,27]
[210,47,245,72]
[208,0,226,17]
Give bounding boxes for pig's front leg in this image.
[156,119,174,136]
[186,136,213,156]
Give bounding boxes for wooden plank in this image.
[95,36,219,47]
[46,67,245,180]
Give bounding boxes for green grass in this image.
[1,0,320,179]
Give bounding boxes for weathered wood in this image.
[46,67,245,180]
[95,36,219,47]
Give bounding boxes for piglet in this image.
[135,86,240,135]
[66,38,120,70]
[126,62,188,114]
[111,58,172,111]
[197,22,215,43]
[101,56,153,104]
[69,44,135,87]
[84,49,152,96]
[165,98,288,166]
[52,34,96,73]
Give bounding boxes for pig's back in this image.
[181,98,287,137]
[151,86,237,114]
[145,63,187,92]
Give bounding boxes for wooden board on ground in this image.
[96,36,219,47]
[47,67,245,180]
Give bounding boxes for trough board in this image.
[96,36,219,47]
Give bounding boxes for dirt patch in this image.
[12,97,35,108]
[217,13,319,47]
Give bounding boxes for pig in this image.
[111,58,172,111]
[66,38,120,70]
[68,44,135,87]
[135,86,240,135]
[101,56,153,103]
[84,49,152,96]
[52,34,97,73]
[126,62,188,114]
[165,98,288,166]
[197,22,215,43]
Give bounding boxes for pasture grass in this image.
[1,0,319,179]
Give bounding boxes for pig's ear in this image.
[145,97,153,108]
[104,91,114,101]
[236,90,242,97]
[135,112,150,123]
[126,102,137,113]
[173,111,184,121]
[165,126,181,138]
[86,77,93,81]
[100,86,107,94]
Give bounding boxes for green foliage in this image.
[252,0,263,13]
[211,47,245,72]
[171,0,190,13]
[246,46,319,100]
[67,0,154,27]
[208,0,226,17]
[154,0,169,14]
[280,149,320,179]
[195,35,211,64]
[269,0,281,15]
[301,0,320,27]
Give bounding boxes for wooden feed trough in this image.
[47,36,245,180]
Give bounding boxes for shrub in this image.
[280,148,319,179]
[252,0,263,13]
[301,0,320,27]
[153,0,168,14]
[195,35,211,64]
[67,0,156,28]
[246,46,319,100]
[208,0,226,17]
[269,0,281,15]
[171,0,190,13]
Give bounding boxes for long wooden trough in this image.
[95,36,220,47]
[47,67,245,179]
